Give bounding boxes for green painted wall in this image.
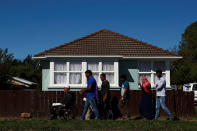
[119,60,139,90]
[41,61,50,91]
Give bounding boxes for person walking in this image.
[119,75,130,120]
[155,70,172,120]
[80,70,99,120]
[138,77,154,120]
[100,73,111,119]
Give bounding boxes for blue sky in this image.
[0,0,197,59]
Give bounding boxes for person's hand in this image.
[103,95,107,102]
[120,96,124,101]
[63,104,66,107]
[80,88,85,95]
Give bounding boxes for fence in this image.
[0,90,194,118]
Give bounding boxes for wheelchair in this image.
[50,103,72,120]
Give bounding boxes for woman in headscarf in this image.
[138,77,155,120]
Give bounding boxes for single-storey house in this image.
[34,29,182,91]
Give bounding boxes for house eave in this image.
[33,55,182,60]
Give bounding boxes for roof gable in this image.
[34,29,178,57]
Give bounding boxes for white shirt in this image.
[121,84,125,97]
[155,76,166,96]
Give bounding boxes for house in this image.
[11,77,37,90]
[34,29,182,91]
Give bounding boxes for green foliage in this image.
[171,21,197,84]
[0,48,41,90]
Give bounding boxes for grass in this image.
[0,107,196,131]
[0,119,197,131]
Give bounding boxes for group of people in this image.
[60,69,173,120]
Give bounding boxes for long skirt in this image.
[139,93,155,120]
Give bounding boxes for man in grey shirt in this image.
[155,70,172,120]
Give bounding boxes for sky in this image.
[0,0,197,59]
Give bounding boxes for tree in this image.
[0,48,42,90]
[0,48,14,89]
[171,21,197,84]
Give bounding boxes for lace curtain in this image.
[70,61,82,71]
[69,61,82,84]
[54,73,67,84]
[70,73,82,84]
[138,61,151,72]
[105,73,114,84]
[54,61,67,71]
[88,62,99,71]
[102,62,114,71]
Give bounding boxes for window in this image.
[50,60,118,87]
[102,62,114,84]
[69,61,82,84]
[87,61,99,83]
[87,61,115,85]
[193,84,197,91]
[138,61,151,84]
[138,61,166,87]
[54,61,67,84]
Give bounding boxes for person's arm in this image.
[80,85,93,94]
[143,85,151,94]
[156,78,166,90]
[103,82,110,101]
[123,88,128,98]
[122,82,129,99]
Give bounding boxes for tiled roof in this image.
[34,29,179,57]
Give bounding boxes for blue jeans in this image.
[155,96,172,119]
[80,97,99,120]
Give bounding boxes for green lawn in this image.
[0,107,196,131]
[0,119,197,131]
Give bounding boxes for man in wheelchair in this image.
[50,85,75,120]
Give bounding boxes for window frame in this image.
[138,60,170,87]
[49,60,119,88]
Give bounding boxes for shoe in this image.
[167,118,172,120]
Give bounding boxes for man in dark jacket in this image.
[100,73,111,119]
[62,86,75,109]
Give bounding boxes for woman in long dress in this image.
[139,77,155,120]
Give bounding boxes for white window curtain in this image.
[70,73,82,84]
[54,61,67,71]
[153,61,165,71]
[139,61,151,72]
[102,62,114,71]
[70,61,82,71]
[105,73,114,84]
[88,62,99,71]
[54,73,67,84]
[69,61,82,84]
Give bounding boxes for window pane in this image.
[102,62,114,71]
[70,61,82,71]
[154,73,166,84]
[92,73,99,84]
[54,73,67,84]
[69,73,82,84]
[54,61,67,71]
[153,61,165,71]
[139,61,151,72]
[139,74,151,83]
[105,73,114,84]
[88,62,99,71]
